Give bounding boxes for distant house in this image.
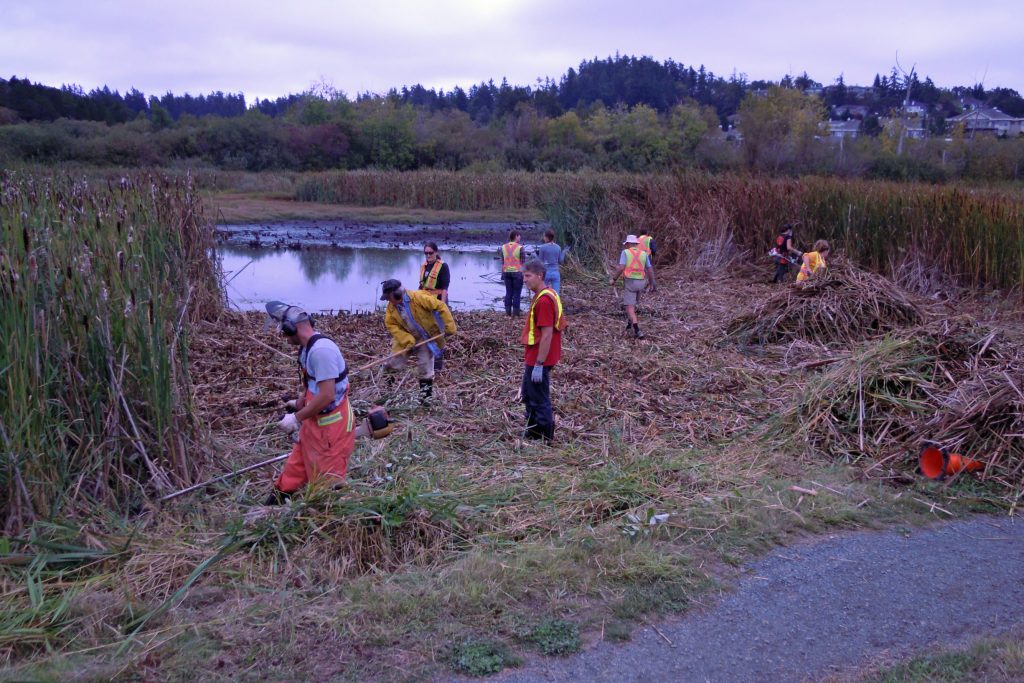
[902,101,926,116]
[948,107,1024,137]
[881,116,927,139]
[828,120,861,138]
[847,86,872,100]
[832,104,869,119]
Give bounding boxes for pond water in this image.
[219,245,510,313]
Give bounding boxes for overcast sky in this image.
[2,0,1021,102]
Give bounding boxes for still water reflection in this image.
[220,246,508,312]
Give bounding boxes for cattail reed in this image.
[0,170,223,530]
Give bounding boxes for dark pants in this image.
[773,261,791,283]
[521,364,553,441]
[502,272,523,315]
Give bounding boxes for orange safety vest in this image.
[637,235,653,257]
[502,242,523,272]
[521,288,567,346]
[622,247,648,279]
[419,258,444,291]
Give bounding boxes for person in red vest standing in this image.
[500,230,525,316]
[520,261,566,443]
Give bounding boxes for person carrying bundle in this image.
[796,240,830,282]
[419,241,450,304]
[380,278,457,405]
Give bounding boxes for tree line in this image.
[2,56,1023,181]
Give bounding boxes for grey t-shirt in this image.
[301,337,348,411]
[537,242,565,273]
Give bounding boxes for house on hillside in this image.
[902,101,926,116]
[828,120,861,138]
[832,104,869,119]
[881,116,927,139]
[948,107,1024,137]
[846,86,872,100]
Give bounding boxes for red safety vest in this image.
[521,288,567,346]
[502,243,523,272]
[622,247,648,279]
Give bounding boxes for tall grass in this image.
[546,172,1024,294]
[0,171,222,531]
[294,169,632,212]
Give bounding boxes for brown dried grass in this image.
[728,258,925,346]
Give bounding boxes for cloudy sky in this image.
[2,0,1021,102]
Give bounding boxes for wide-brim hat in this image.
[380,278,402,300]
[623,234,639,244]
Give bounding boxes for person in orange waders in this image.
[263,301,356,505]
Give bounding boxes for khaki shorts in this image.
[622,277,646,306]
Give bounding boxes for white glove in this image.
[284,399,298,413]
[531,365,544,383]
[277,413,300,435]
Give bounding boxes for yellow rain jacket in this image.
[796,251,827,282]
[385,289,457,353]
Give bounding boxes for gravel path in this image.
[492,517,1024,682]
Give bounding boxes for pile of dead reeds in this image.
[786,319,1024,487]
[728,259,924,346]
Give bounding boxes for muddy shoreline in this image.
[216,220,549,252]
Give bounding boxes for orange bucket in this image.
[919,446,984,480]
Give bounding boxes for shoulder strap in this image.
[299,334,348,382]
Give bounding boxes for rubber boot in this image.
[263,488,292,506]
[542,423,555,444]
[418,379,433,405]
[633,323,644,339]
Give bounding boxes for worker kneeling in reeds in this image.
[797,240,830,282]
[381,278,457,405]
[264,301,356,504]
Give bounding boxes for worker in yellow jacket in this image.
[796,240,830,282]
[380,278,457,404]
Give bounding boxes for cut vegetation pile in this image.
[728,259,925,346]
[785,320,1024,489]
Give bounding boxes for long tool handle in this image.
[353,333,445,374]
[160,452,290,502]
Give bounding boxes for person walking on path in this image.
[418,241,450,304]
[536,229,568,296]
[500,230,525,316]
[263,301,356,504]
[609,234,656,339]
[772,223,803,283]
[637,230,656,277]
[796,240,830,282]
[380,278,457,405]
[520,261,565,443]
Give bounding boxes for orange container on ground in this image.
[919,446,984,480]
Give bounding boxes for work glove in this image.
[277,413,300,435]
[531,365,544,383]
[608,277,616,286]
[648,284,657,294]
[284,399,298,413]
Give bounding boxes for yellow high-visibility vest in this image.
[637,235,653,257]
[502,243,523,272]
[419,258,444,290]
[522,289,565,346]
[622,247,648,279]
